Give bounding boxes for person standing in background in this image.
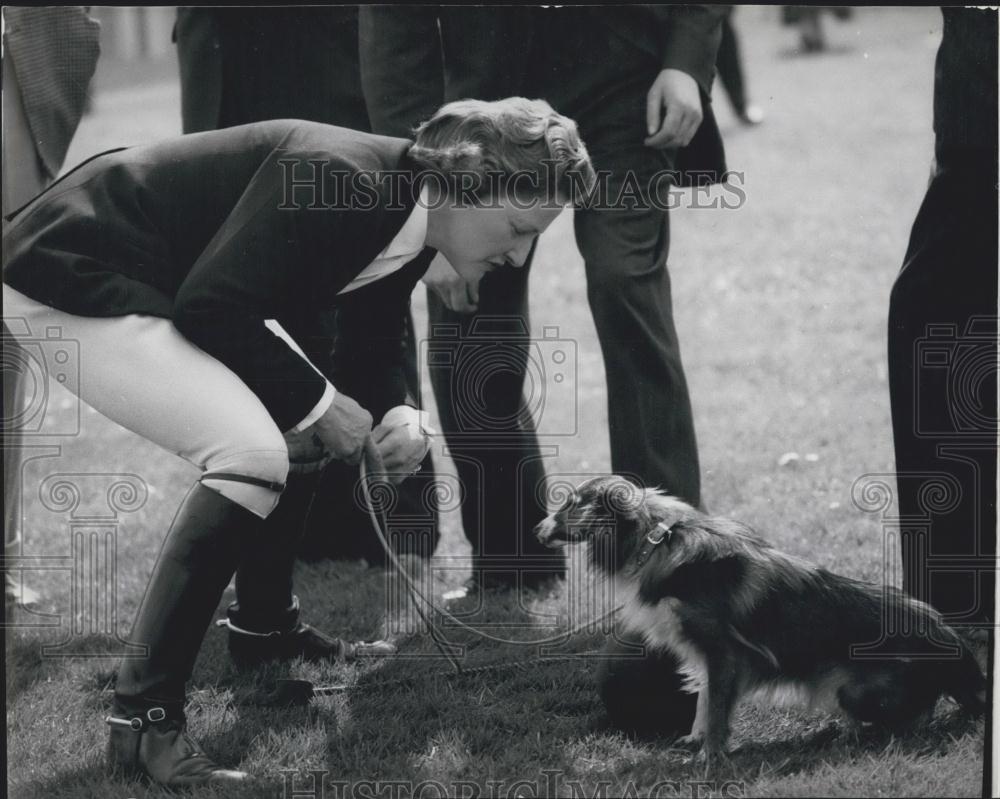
[888,7,997,632]
[781,6,854,54]
[360,6,727,603]
[715,7,765,126]
[2,5,101,618]
[174,6,369,134]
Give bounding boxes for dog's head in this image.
[534,475,697,574]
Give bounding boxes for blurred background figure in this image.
[715,8,765,125]
[888,7,997,630]
[173,6,439,576]
[3,5,100,618]
[1,6,100,214]
[781,6,854,54]
[174,6,368,133]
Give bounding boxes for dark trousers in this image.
[425,251,557,578]
[888,158,997,625]
[425,10,702,575]
[176,6,370,134]
[716,12,748,117]
[539,8,701,506]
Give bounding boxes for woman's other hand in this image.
[371,405,434,484]
[312,391,373,465]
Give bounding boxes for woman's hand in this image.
[371,405,434,484]
[312,391,373,465]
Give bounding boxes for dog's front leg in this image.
[677,688,709,748]
[699,653,738,761]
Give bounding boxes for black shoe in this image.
[106,703,247,786]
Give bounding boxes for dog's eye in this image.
[557,491,581,514]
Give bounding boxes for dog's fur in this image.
[535,476,987,757]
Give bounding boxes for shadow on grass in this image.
[673,706,984,785]
[5,630,132,705]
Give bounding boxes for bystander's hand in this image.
[644,68,702,149]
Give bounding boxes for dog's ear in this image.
[600,478,648,525]
[594,479,649,568]
[579,481,645,574]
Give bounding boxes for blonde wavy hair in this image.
[409,97,597,205]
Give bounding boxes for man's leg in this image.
[426,252,563,591]
[3,48,50,613]
[532,7,702,506]
[574,147,701,507]
[715,12,748,119]
[888,163,997,625]
[2,328,44,616]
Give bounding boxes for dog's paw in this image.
[694,744,733,774]
[676,732,704,750]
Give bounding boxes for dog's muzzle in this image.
[534,516,567,548]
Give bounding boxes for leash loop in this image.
[358,434,624,675]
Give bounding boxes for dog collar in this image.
[632,521,675,571]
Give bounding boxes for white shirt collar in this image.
[378,184,429,260]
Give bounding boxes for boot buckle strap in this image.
[105,706,168,731]
[216,617,283,638]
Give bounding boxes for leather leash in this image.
[360,435,465,674]
[256,435,624,706]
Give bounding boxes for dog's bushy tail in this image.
[943,636,988,714]
[923,612,988,714]
[886,590,987,715]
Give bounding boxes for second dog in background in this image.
[535,476,986,761]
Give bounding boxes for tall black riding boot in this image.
[108,482,261,786]
[221,472,394,665]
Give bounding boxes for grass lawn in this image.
[5,7,989,798]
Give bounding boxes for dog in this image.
[535,476,987,759]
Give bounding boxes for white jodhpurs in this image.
[3,284,289,518]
